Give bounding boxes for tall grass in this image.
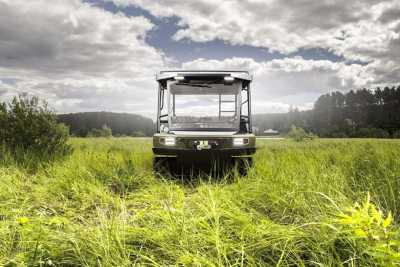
[0,138,399,266]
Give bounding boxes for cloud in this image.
[1,0,398,117]
[107,0,400,86]
[0,0,164,77]
[181,57,374,113]
[0,0,165,116]
[106,0,399,57]
[0,81,9,96]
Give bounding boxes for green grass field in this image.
[1,138,400,266]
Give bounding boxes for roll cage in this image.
[156,70,253,133]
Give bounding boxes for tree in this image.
[287,125,315,142]
[57,112,154,137]
[0,94,72,158]
[131,131,146,137]
[100,124,112,137]
[254,85,400,138]
[393,130,400,139]
[87,124,112,137]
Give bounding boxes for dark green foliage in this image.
[311,87,400,137]
[352,127,390,138]
[0,94,72,159]
[393,130,400,139]
[131,131,146,137]
[287,125,315,141]
[87,124,113,137]
[0,102,7,139]
[254,85,400,138]
[58,112,154,137]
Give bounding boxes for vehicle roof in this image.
[156,70,252,82]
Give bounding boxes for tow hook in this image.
[193,140,218,150]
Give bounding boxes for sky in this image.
[0,0,399,118]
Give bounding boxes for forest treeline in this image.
[57,112,154,137]
[57,86,400,138]
[255,85,400,138]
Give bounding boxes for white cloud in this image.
[1,0,399,117]
[0,0,163,77]
[107,0,400,87]
[106,0,400,59]
[182,57,374,113]
[0,0,165,116]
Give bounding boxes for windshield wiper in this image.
[175,82,211,88]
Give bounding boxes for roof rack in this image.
[156,70,252,82]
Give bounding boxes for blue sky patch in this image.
[85,0,355,65]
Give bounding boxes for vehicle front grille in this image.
[177,137,232,149]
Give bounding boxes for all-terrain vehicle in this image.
[153,70,256,175]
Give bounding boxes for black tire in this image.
[153,157,170,174]
[236,157,253,176]
[153,157,180,177]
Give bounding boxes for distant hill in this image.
[57,112,154,137]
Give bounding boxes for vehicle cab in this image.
[153,70,256,173]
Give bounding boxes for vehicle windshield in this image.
[168,81,241,131]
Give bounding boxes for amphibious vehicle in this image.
[153,70,256,174]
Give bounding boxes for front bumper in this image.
[153,147,256,159]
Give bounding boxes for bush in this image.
[334,195,400,265]
[0,94,72,159]
[354,128,390,138]
[287,125,316,141]
[87,124,112,137]
[393,130,400,139]
[330,132,348,138]
[131,131,146,137]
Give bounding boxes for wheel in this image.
[153,157,180,177]
[153,157,170,174]
[235,157,253,176]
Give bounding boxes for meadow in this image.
[0,138,399,266]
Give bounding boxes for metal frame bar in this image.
[248,83,252,133]
[167,81,172,129]
[157,84,170,132]
[235,94,237,116]
[156,84,161,132]
[156,78,252,134]
[173,94,175,116]
[218,94,221,118]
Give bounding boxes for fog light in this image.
[233,138,249,146]
[224,76,234,82]
[164,137,176,146]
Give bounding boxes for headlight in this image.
[174,76,185,81]
[160,125,169,133]
[233,138,249,146]
[161,136,175,146]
